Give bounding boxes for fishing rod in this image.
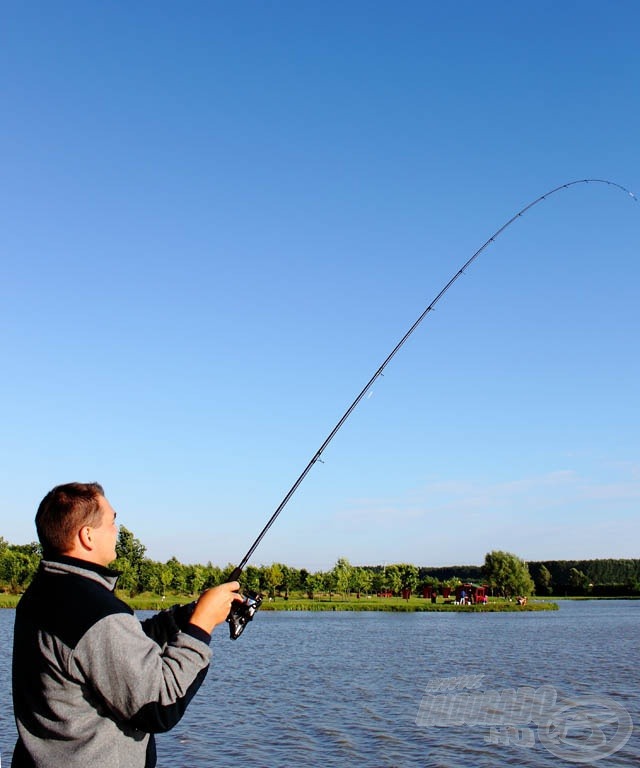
[226,178,638,638]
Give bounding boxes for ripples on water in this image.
[1,601,638,766]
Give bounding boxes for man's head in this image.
[36,482,118,566]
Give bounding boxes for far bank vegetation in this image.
[1,530,638,607]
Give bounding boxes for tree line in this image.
[527,559,640,596]
[1,530,638,598]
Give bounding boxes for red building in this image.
[455,583,488,604]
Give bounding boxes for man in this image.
[12,482,242,768]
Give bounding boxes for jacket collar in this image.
[40,554,120,591]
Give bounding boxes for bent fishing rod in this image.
[226,178,638,638]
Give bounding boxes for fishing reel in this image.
[227,590,263,640]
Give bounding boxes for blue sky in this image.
[1,2,638,570]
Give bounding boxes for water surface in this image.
[1,601,637,766]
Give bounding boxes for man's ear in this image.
[78,525,93,552]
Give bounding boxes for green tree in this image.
[385,565,402,596]
[532,563,553,595]
[323,569,337,599]
[9,541,41,557]
[203,562,223,588]
[279,564,293,598]
[371,569,386,595]
[160,565,173,596]
[114,558,137,593]
[483,550,534,598]
[397,563,419,594]
[138,559,163,593]
[113,526,147,594]
[186,565,206,595]
[243,565,262,593]
[161,556,186,593]
[420,575,440,595]
[263,563,283,599]
[352,567,374,597]
[0,550,38,592]
[332,557,353,596]
[305,571,324,599]
[568,567,589,594]
[115,526,146,568]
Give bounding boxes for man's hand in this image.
[189,581,243,634]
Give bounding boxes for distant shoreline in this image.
[2,594,557,612]
[2,592,637,612]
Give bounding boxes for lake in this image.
[1,601,638,766]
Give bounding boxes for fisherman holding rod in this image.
[11,179,637,766]
[11,481,242,768]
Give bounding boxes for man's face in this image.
[91,496,119,566]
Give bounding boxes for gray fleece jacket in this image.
[12,556,212,768]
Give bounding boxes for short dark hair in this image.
[36,482,105,556]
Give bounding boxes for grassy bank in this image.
[0,591,558,612]
[256,596,558,612]
[0,595,19,608]
[114,592,558,612]
[0,592,559,612]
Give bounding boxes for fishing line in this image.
[226,178,637,637]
